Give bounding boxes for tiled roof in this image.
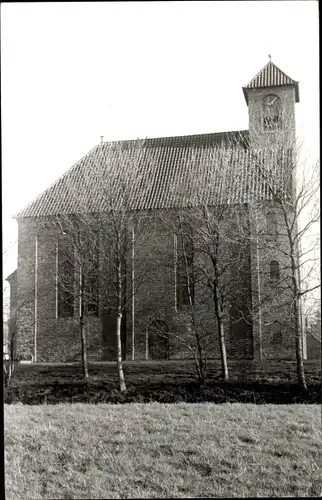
[15,130,290,219]
[243,61,299,104]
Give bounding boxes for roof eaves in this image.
[6,269,17,282]
[243,82,299,105]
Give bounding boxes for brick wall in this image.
[250,202,298,360]
[129,209,254,361]
[16,203,298,363]
[17,219,37,359]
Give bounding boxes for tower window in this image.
[269,260,280,282]
[262,95,282,131]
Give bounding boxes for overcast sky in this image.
[1,1,319,301]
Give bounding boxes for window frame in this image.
[175,225,195,309]
[83,229,100,317]
[57,239,75,318]
[262,94,282,132]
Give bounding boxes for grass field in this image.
[5,403,321,499]
[5,359,321,404]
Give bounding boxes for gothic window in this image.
[262,94,282,131]
[269,260,280,282]
[272,321,282,344]
[176,225,195,308]
[84,230,99,316]
[58,238,75,317]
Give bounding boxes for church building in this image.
[8,59,305,363]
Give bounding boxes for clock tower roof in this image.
[242,60,299,105]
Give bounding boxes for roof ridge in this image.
[14,143,101,219]
[103,129,249,145]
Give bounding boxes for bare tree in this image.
[169,146,253,381]
[11,138,157,391]
[55,214,103,382]
[4,271,34,386]
[195,204,252,381]
[82,139,155,392]
[3,241,18,384]
[243,140,320,390]
[171,213,209,384]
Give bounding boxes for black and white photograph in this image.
[2,1,320,498]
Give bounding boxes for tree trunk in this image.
[116,311,127,392]
[7,331,16,386]
[195,335,205,384]
[180,221,206,384]
[80,315,89,383]
[116,230,127,392]
[79,262,89,383]
[294,297,307,391]
[213,285,229,381]
[280,202,307,391]
[193,353,205,385]
[289,239,307,391]
[218,318,229,381]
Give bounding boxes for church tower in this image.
[242,58,300,151]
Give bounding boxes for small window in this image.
[272,321,282,344]
[270,260,280,282]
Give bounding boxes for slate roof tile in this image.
[15,130,291,219]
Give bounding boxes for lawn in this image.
[4,403,321,499]
[5,359,321,404]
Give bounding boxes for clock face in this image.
[263,94,278,106]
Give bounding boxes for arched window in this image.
[176,223,195,308]
[270,260,280,282]
[272,321,282,344]
[84,229,99,316]
[262,95,282,131]
[58,238,75,317]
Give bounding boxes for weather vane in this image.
[268,54,272,62]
